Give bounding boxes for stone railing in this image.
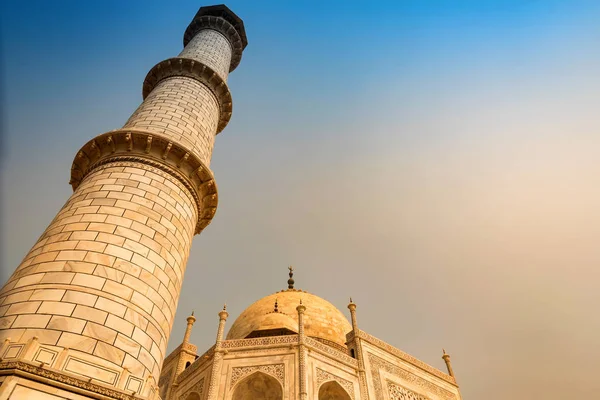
[218,335,358,368]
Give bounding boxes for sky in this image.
[1,1,600,399]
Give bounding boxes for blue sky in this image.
[2,1,600,399]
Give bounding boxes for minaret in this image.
[182,312,197,346]
[348,298,370,400]
[442,349,455,378]
[162,312,198,400]
[206,305,228,400]
[0,5,247,399]
[296,300,308,400]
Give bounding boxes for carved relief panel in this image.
[388,381,430,400]
[316,368,355,399]
[367,353,457,400]
[178,377,204,400]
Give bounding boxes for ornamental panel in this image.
[367,353,456,400]
[179,377,205,400]
[316,367,355,399]
[388,380,430,400]
[229,364,285,389]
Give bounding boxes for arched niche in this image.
[319,380,352,400]
[231,371,283,400]
[186,392,201,400]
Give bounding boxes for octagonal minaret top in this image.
[184,4,248,72]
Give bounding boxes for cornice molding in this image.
[70,129,218,235]
[355,330,457,386]
[0,360,147,400]
[183,15,244,72]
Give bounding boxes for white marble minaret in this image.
[0,5,247,399]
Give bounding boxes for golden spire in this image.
[287,265,295,289]
[218,303,228,321]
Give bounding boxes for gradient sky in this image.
[2,1,600,399]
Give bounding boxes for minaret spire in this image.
[206,303,229,400]
[348,298,370,400]
[288,265,295,289]
[182,311,197,344]
[442,349,456,378]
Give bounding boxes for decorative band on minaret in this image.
[0,5,247,399]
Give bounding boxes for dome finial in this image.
[287,265,295,289]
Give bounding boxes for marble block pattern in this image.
[0,5,248,399]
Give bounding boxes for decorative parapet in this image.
[354,330,457,386]
[305,337,358,368]
[142,58,232,133]
[310,336,348,354]
[176,345,215,384]
[70,129,218,235]
[221,335,298,350]
[181,343,198,354]
[172,335,363,395]
[220,335,357,368]
[229,364,284,389]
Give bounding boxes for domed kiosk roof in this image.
[226,270,352,347]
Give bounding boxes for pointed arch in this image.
[186,392,202,400]
[319,380,352,400]
[231,371,283,400]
